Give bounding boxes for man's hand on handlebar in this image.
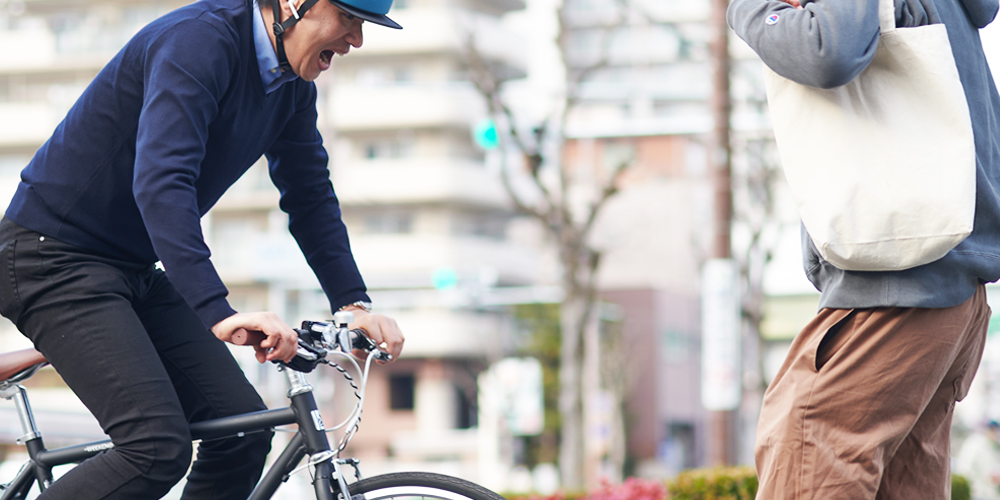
[340,306,404,363]
[211,312,298,363]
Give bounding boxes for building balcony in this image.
[371,308,507,358]
[327,82,487,132]
[464,0,526,16]
[351,232,540,287]
[210,228,541,289]
[562,0,708,25]
[209,158,511,212]
[332,159,508,208]
[0,102,62,151]
[354,6,527,70]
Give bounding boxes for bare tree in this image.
[730,78,786,391]
[465,0,767,485]
[727,72,788,464]
[597,306,634,483]
[462,1,633,489]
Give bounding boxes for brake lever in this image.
[330,311,391,362]
[349,330,391,362]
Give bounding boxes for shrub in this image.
[503,469,969,500]
[667,466,758,500]
[952,474,970,500]
[499,490,586,500]
[587,478,666,500]
[500,478,663,500]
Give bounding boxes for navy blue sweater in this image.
[7,0,369,328]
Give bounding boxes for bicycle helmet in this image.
[271,0,401,72]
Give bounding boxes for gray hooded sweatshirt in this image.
[729,0,1000,309]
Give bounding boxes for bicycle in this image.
[0,311,505,500]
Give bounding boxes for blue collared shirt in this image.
[252,0,298,93]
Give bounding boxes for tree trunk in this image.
[582,296,601,489]
[558,286,586,490]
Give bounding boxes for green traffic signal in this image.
[473,119,499,150]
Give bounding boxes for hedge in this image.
[501,469,971,500]
[952,474,970,500]
[667,467,757,500]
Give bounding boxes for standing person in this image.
[727,0,1000,497]
[0,0,405,498]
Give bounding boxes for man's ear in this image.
[278,0,306,19]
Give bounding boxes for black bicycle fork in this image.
[250,368,339,500]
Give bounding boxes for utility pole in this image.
[708,0,735,467]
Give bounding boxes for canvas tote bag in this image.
[763,0,976,271]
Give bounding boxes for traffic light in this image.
[472,119,499,150]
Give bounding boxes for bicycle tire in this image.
[345,472,505,500]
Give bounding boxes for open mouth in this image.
[320,50,334,65]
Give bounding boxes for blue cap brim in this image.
[330,0,402,29]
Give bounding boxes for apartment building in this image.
[0,0,537,489]
[555,0,716,475]
[211,0,536,484]
[557,0,798,473]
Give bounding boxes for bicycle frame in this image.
[1,366,343,500]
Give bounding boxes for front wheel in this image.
[346,472,505,500]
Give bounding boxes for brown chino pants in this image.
[755,284,991,500]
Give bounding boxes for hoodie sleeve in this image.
[727,0,882,88]
[960,0,999,28]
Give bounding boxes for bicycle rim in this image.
[346,472,505,500]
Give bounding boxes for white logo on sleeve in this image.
[766,14,780,24]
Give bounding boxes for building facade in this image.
[0,0,541,491]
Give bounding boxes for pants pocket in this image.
[814,309,856,371]
[0,238,21,322]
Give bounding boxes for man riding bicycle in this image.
[0,0,404,498]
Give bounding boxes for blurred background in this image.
[2,0,1000,497]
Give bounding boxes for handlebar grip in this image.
[230,328,267,347]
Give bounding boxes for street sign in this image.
[701,258,742,411]
[492,357,544,436]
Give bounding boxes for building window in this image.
[451,214,505,239]
[356,65,414,85]
[364,212,414,234]
[456,386,477,429]
[362,137,414,159]
[603,141,636,171]
[389,374,415,411]
[660,422,697,470]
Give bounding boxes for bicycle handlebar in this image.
[229,322,392,366]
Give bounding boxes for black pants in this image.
[0,218,272,499]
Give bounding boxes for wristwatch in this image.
[338,300,372,313]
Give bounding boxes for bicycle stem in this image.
[285,365,313,397]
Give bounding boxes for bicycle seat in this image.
[0,348,48,385]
